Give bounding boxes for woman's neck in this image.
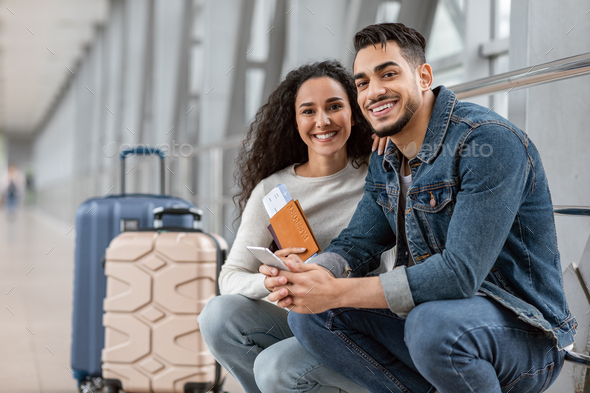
[295,149,349,178]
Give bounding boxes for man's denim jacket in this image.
[315,86,576,349]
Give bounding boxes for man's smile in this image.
[367,99,399,118]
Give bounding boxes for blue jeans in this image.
[289,296,565,393]
[198,294,370,393]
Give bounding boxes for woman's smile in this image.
[312,131,339,141]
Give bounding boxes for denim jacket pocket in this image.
[412,184,453,213]
[410,185,454,253]
[486,268,518,297]
[376,184,394,213]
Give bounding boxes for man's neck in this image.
[389,90,436,163]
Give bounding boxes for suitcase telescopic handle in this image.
[153,206,203,229]
[120,147,165,195]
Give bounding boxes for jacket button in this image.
[430,198,436,207]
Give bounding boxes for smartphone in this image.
[246,246,289,271]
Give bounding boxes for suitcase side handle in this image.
[153,206,203,229]
[199,232,226,392]
[120,147,165,195]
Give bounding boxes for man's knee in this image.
[404,302,457,366]
[405,300,492,373]
[288,311,325,347]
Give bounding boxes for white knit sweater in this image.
[219,159,395,299]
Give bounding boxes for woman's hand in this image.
[275,247,306,261]
[259,247,306,292]
[266,247,307,303]
[372,134,388,155]
[259,264,287,292]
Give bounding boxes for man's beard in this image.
[372,94,420,138]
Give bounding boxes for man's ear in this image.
[417,63,433,92]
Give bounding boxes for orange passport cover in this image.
[269,199,320,261]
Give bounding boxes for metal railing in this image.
[553,206,590,217]
[448,52,590,99]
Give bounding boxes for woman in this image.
[198,60,389,393]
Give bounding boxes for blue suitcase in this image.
[71,147,198,391]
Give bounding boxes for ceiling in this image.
[0,0,107,139]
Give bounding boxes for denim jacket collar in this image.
[420,86,457,164]
[382,86,457,173]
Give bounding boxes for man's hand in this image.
[270,248,389,312]
[270,258,340,314]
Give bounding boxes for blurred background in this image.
[0,0,589,392]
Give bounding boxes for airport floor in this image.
[0,208,243,393]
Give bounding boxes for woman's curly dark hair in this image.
[234,60,374,219]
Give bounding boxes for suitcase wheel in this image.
[103,379,122,393]
[79,377,104,393]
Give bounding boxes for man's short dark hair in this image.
[353,23,427,69]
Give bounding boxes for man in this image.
[270,23,575,393]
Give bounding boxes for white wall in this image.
[509,0,590,270]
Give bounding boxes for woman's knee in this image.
[198,294,252,345]
[253,337,318,392]
[253,340,291,391]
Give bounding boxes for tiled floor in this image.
[0,208,243,393]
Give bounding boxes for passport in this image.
[268,199,320,262]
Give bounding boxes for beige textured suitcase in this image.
[101,208,228,393]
